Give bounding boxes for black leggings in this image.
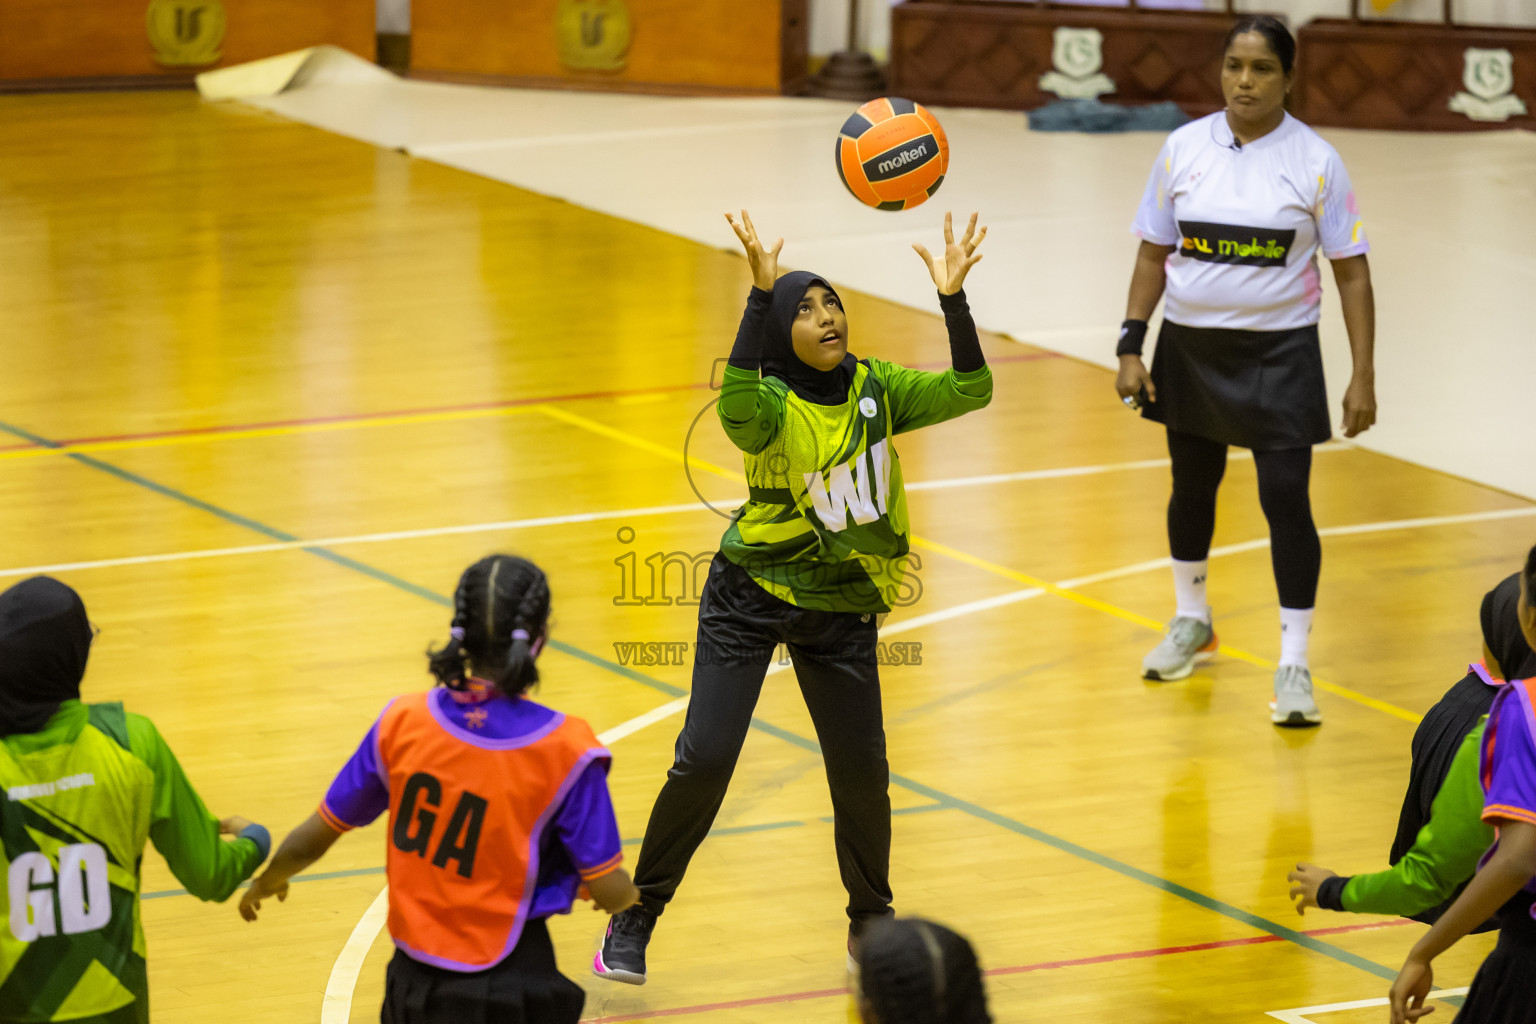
[632,553,892,929]
[1165,428,1321,610]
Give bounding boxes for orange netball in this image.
[835,97,949,211]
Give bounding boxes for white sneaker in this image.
[1142,615,1218,681]
[1271,665,1322,727]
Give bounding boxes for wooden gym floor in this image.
[2,90,1533,1023]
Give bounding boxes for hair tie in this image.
[915,922,947,1007]
[511,629,530,642]
[449,626,465,641]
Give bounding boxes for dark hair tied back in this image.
[859,917,991,1024]
[427,555,551,695]
[1225,14,1295,75]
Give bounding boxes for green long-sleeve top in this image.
[717,291,992,613]
[1320,719,1493,916]
[1,700,269,1022]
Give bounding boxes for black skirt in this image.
[1454,890,1536,1024]
[1141,320,1331,450]
[380,918,585,1024]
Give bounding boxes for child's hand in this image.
[913,212,986,295]
[238,872,289,922]
[1286,862,1337,915]
[726,210,783,291]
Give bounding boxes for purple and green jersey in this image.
[1480,678,1536,894]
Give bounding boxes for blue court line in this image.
[0,418,1400,983]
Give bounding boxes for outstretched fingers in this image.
[725,211,753,246]
[958,212,979,249]
[968,222,988,255]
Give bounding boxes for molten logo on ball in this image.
[836,97,949,211]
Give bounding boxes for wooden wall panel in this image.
[411,0,809,95]
[1294,19,1536,132]
[890,1,1235,113]
[0,0,375,87]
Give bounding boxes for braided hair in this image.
[426,555,551,695]
[859,917,991,1024]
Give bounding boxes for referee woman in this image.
[1115,15,1376,725]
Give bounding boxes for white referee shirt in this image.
[1131,112,1369,331]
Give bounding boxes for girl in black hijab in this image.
[0,576,269,1023]
[0,576,94,737]
[595,211,993,985]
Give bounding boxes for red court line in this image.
[580,918,1412,1022]
[0,352,1058,454]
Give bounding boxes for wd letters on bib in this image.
[717,271,992,613]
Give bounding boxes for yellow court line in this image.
[0,407,539,461]
[539,405,1425,725]
[909,536,1422,724]
[533,404,744,485]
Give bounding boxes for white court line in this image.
[321,886,391,1024]
[0,443,1385,581]
[1266,987,1468,1023]
[0,501,724,580]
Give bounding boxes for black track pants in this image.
[632,553,893,928]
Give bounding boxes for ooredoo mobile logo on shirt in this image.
[1177,220,1296,267]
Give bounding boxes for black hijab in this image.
[1482,572,1536,680]
[0,577,92,737]
[761,271,858,406]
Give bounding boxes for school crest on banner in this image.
[1039,27,1115,100]
[556,0,632,72]
[1449,48,1527,122]
[146,0,225,67]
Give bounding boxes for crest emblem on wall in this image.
[146,0,225,67]
[1449,48,1527,122]
[1040,27,1115,100]
[556,0,632,72]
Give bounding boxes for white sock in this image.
[1279,607,1314,667]
[1172,559,1210,623]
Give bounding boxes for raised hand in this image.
[725,210,783,292]
[913,212,987,296]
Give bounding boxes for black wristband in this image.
[1316,874,1350,912]
[1117,319,1149,357]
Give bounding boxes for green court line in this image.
[0,418,1400,983]
[141,806,954,901]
